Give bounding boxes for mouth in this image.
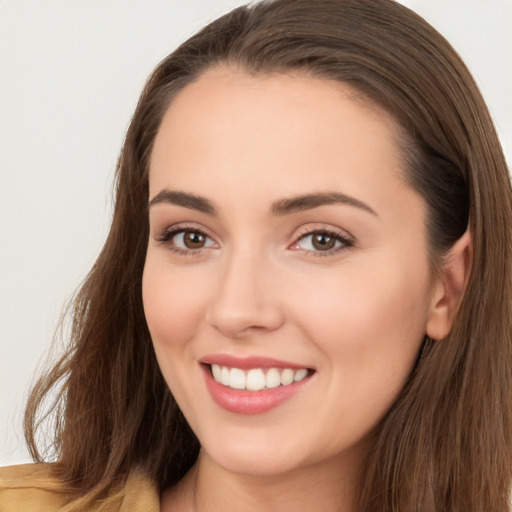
[199,356,316,414]
[208,364,312,391]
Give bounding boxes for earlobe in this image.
[426,229,473,341]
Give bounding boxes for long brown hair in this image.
[25,0,512,510]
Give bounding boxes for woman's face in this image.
[143,68,439,477]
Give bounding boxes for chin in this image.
[197,429,309,477]
[207,448,304,478]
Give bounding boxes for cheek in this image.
[142,257,214,411]
[287,259,430,402]
[286,263,430,443]
[142,257,210,352]
[292,262,429,343]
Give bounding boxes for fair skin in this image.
[143,68,470,512]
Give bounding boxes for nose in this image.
[205,249,285,339]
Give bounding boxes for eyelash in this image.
[291,228,354,256]
[154,225,354,257]
[154,225,215,256]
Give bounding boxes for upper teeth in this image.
[211,364,308,391]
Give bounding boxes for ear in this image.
[426,229,473,341]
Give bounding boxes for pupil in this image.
[184,231,205,248]
[312,233,335,250]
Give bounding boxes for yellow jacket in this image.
[0,464,159,512]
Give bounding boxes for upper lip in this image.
[200,354,313,370]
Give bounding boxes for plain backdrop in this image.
[1,0,511,466]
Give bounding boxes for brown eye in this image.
[311,233,337,251]
[183,230,207,249]
[157,228,217,252]
[291,229,352,255]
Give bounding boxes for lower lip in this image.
[202,365,312,415]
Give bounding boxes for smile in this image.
[200,356,315,414]
[211,364,309,391]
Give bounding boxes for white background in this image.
[1,0,511,466]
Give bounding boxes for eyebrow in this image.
[270,192,377,217]
[148,189,377,217]
[148,190,217,215]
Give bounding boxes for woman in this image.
[1,0,511,510]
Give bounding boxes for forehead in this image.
[149,67,411,215]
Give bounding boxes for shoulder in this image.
[0,463,160,511]
[0,463,74,511]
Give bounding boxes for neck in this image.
[162,448,364,512]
